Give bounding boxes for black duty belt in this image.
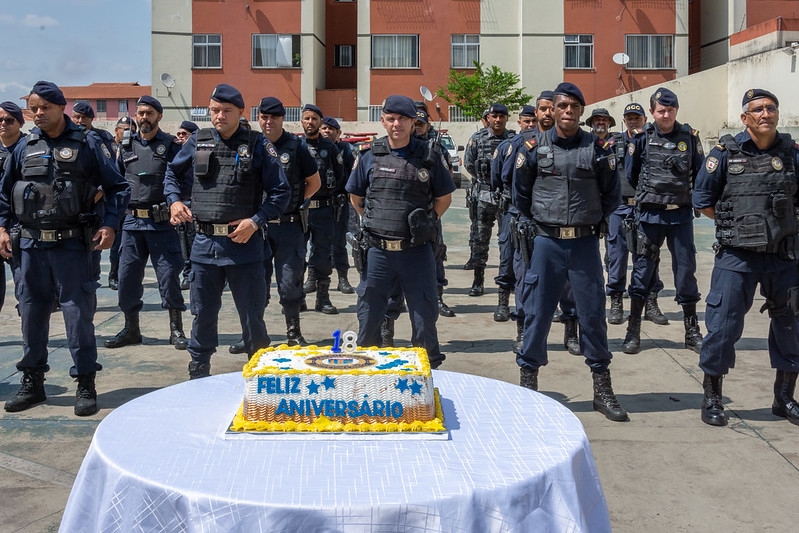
[536,225,595,240]
[268,213,302,224]
[20,227,84,242]
[639,202,682,211]
[126,207,154,219]
[623,197,636,206]
[364,234,418,251]
[195,222,237,236]
[308,199,332,209]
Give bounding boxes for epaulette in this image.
[358,142,371,152]
[631,127,644,136]
[691,128,700,137]
[596,138,612,150]
[524,138,537,151]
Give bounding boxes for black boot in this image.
[563,318,581,355]
[108,262,119,290]
[592,369,628,421]
[493,287,511,322]
[701,373,727,426]
[607,293,624,325]
[683,304,703,354]
[286,314,307,346]
[645,293,669,325]
[336,268,354,294]
[513,318,524,354]
[74,372,98,416]
[468,267,484,296]
[315,279,338,314]
[4,370,46,412]
[621,297,645,354]
[520,366,539,391]
[772,370,799,425]
[380,317,394,348]
[303,268,317,293]
[438,286,455,317]
[168,309,189,350]
[229,339,246,354]
[104,311,142,348]
[188,360,211,380]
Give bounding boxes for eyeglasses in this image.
[176,131,190,137]
[746,105,778,116]
[0,117,17,125]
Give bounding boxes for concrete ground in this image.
[2,188,798,532]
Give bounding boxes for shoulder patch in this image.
[337,152,343,165]
[628,143,635,156]
[352,153,359,171]
[515,152,526,169]
[705,156,719,173]
[492,148,498,160]
[266,141,278,158]
[101,144,111,159]
[506,143,513,157]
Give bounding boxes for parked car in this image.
[439,132,464,188]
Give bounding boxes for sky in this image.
[0,0,152,106]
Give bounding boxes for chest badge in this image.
[320,149,328,159]
[59,147,73,159]
[280,153,290,164]
[677,141,687,152]
[728,163,745,174]
[156,144,166,155]
[663,142,677,150]
[772,157,784,171]
[418,168,430,182]
[237,145,249,157]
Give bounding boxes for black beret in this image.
[519,105,536,117]
[623,103,646,116]
[179,120,199,133]
[258,96,286,116]
[553,82,585,106]
[322,116,341,129]
[302,104,324,118]
[210,84,245,109]
[0,101,24,125]
[585,108,616,128]
[72,101,95,118]
[742,88,779,108]
[488,103,509,116]
[652,87,679,108]
[381,95,417,118]
[136,95,163,114]
[537,90,555,102]
[30,80,66,105]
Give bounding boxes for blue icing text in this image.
[376,359,410,370]
[274,398,404,419]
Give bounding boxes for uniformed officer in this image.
[513,83,627,422]
[113,116,134,152]
[0,101,25,316]
[103,95,188,350]
[174,120,199,290]
[319,116,356,294]
[693,89,799,427]
[299,104,343,314]
[71,101,115,152]
[346,95,455,368]
[624,88,705,355]
[463,103,515,296]
[1,81,130,415]
[164,84,290,379]
[107,116,135,290]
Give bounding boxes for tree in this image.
[436,62,533,120]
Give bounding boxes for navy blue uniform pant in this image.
[306,205,335,282]
[332,202,350,271]
[700,265,799,376]
[187,260,269,364]
[16,243,102,376]
[494,209,516,290]
[606,206,663,295]
[629,220,699,304]
[117,229,185,313]
[356,244,444,365]
[518,235,612,371]
[265,220,306,316]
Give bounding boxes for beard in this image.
[138,120,154,134]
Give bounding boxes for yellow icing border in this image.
[230,389,445,433]
[243,345,431,378]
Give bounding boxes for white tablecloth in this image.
[60,371,610,533]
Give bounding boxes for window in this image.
[335,45,355,68]
[626,35,674,69]
[193,34,222,69]
[284,107,302,122]
[118,100,128,114]
[96,100,107,114]
[252,34,301,68]
[448,105,477,123]
[368,105,383,122]
[371,35,419,69]
[451,34,479,68]
[564,34,593,69]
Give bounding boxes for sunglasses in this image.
[0,117,17,125]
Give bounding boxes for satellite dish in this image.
[612,53,630,66]
[160,73,176,88]
[420,86,434,102]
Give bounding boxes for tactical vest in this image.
[636,123,693,206]
[275,132,305,214]
[190,128,261,223]
[0,147,10,174]
[362,138,433,240]
[119,133,175,206]
[475,129,514,183]
[306,137,337,199]
[714,133,799,257]
[12,130,96,230]
[531,132,602,226]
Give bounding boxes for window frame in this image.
[625,34,675,70]
[193,34,222,69]
[252,34,302,69]
[451,34,480,69]
[335,44,355,68]
[563,34,594,70]
[371,34,420,69]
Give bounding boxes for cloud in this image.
[0,14,15,25]
[20,14,60,29]
[1,58,23,70]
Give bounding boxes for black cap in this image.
[481,108,490,119]
[302,104,323,118]
[414,100,429,113]
[258,97,286,116]
[72,101,95,118]
[322,116,341,130]
[0,101,24,125]
[136,95,163,114]
[30,80,66,105]
[519,105,536,117]
[623,103,646,116]
[415,109,429,124]
[179,120,199,133]
[585,108,616,128]
[210,84,245,109]
[381,95,417,118]
[553,83,585,106]
[652,87,679,108]
[487,103,509,116]
[742,88,779,108]
[115,116,132,127]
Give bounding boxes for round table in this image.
[60,371,610,532]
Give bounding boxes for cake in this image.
[230,344,444,433]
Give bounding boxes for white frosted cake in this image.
[230,344,443,433]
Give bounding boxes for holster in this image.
[622,215,637,251]
[10,225,21,263]
[346,231,368,274]
[300,199,310,233]
[636,229,660,260]
[515,218,535,265]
